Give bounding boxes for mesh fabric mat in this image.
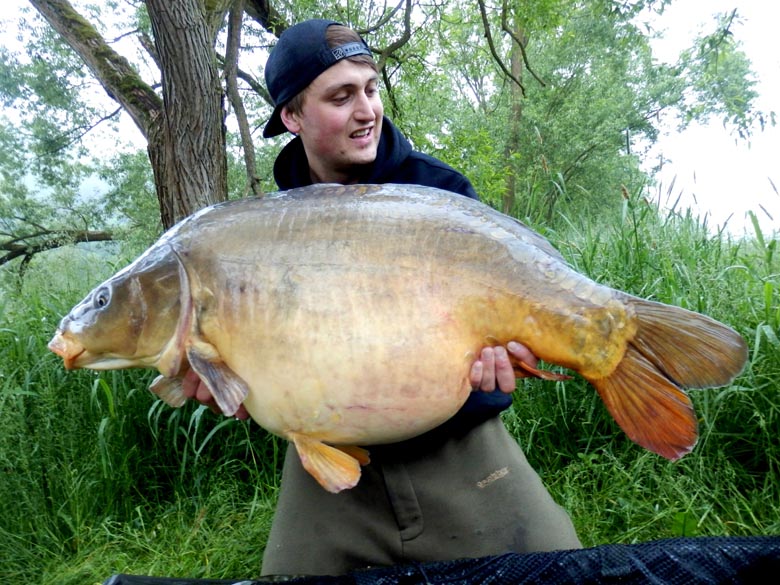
[104,536,780,585]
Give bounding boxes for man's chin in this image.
[348,146,379,167]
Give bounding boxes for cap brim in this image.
[263,104,288,138]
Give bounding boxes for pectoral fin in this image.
[289,432,367,493]
[148,374,187,407]
[187,341,249,416]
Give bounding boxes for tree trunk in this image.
[502,30,525,215]
[145,0,229,228]
[31,0,230,230]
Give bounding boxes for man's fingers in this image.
[493,346,517,393]
[184,371,217,407]
[181,369,200,398]
[507,341,538,379]
[170,369,250,419]
[469,359,484,389]
[478,347,496,392]
[507,341,537,368]
[194,380,215,404]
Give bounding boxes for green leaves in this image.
[672,510,700,537]
[673,10,767,140]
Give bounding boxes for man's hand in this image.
[469,341,537,393]
[181,369,250,419]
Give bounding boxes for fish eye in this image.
[93,287,111,309]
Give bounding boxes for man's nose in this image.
[353,91,375,119]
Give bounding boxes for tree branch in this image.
[29,0,162,138]
[225,0,262,197]
[477,0,526,97]
[373,0,413,71]
[1,229,113,266]
[203,0,234,46]
[243,0,286,36]
[214,51,272,105]
[137,29,160,69]
[42,107,123,155]
[360,0,407,36]
[500,0,545,88]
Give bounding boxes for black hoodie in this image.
[273,116,478,199]
[272,116,513,436]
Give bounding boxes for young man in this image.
[184,19,581,577]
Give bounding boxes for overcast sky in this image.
[646,1,779,236]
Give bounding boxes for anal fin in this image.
[290,432,363,493]
[512,359,572,381]
[335,445,371,466]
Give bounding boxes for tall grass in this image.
[1,193,778,583]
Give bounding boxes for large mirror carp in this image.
[49,184,748,492]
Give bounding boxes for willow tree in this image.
[4,0,428,242]
[29,0,236,228]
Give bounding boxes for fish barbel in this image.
[48,184,748,492]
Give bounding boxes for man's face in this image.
[281,60,384,184]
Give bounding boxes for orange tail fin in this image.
[590,298,748,461]
[591,344,697,460]
[628,299,748,388]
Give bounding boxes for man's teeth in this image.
[352,129,370,138]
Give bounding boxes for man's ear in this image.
[280,106,301,135]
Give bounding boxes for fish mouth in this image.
[48,332,86,370]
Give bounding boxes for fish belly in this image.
[182,185,634,445]
[203,266,477,445]
[193,263,628,447]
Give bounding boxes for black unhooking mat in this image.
[103,536,780,585]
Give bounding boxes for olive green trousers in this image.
[261,416,581,577]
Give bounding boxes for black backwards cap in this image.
[263,19,373,138]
